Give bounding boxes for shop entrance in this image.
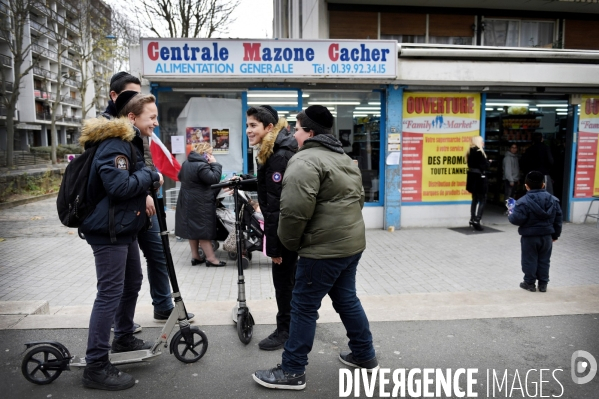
[483,95,572,220]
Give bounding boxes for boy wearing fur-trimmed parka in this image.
[243,105,299,351]
[79,101,161,390]
[508,171,562,293]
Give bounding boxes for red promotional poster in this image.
[574,96,599,198]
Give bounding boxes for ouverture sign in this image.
[574,95,599,198]
[140,39,397,79]
[401,93,481,203]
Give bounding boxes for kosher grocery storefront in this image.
[130,39,599,229]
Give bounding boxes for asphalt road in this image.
[1,315,598,398]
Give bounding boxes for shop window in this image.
[301,90,382,203]
[484,19,555,48]
[155,89,244,192]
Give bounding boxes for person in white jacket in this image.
[503,143,520,202]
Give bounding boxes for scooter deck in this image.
[70,350,163,368]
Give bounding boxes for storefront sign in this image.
[401,93,481,203]
[141,39,397,78]
[574,95,599,198]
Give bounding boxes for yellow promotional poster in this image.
[574,95,599,198]
[401,93,481,203]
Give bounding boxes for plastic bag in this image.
[506,197,516,215]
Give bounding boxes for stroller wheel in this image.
[212,240,220,252]
[228,252,237,260]
[242,256,250,270]
[197,247,205,259]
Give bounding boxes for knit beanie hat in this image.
[304,105,334,129]
[259,105,278,125]
[115,90,140,116]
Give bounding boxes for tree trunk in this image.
[5,107,15,168]
[50,119,57,164]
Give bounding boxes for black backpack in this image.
[57,141,136,228]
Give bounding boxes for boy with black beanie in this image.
[508,171,563,292]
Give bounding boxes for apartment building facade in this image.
[0,0,112,156]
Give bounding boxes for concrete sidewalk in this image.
[1,198,598,329]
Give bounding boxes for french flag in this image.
[149,132,181,181]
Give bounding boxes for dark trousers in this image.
[520,235,552,285]
[137,214,173,313]
[272,245,298,333]
[470,192,487,220]
[282,252,375,374]
[86,240,143,363]
[504,180,517,200]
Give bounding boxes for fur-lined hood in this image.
[79,117,135,148]
[256,117,290,165]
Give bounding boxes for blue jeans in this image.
[137,214,173,313]
[521,235,552,285]
[86,240,143,363]
[281,252,375,374]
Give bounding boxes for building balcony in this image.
[0,53,11,67]
[61,56,75,67]
[32,2,48,16]
[34,90,52,101]
[30,20,46,33]
[32,43,58,61]
[63,77,78,87]
[2,80,13,92]
[0,1,8,15]
[33,66,58,80]
[61,96,82,107]
[36,111,52,120]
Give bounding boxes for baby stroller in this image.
[218,189,264,269]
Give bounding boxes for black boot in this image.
[472,217,484,231]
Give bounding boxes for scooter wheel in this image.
[21,345,63,385]
[237,310,254,344]
[228,252,237,260]
[171,326,208,363]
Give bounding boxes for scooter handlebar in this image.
[211,178,257,189]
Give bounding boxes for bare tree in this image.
[71,0,114,121]
[140,0,240,38]
[0,0,40,168]
[109,8,141,74]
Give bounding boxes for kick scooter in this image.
[21,185,208,385]
[211,178,256,344]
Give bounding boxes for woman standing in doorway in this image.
[466,136,490,231]
[175,142,226,267]
[244,105,298,351]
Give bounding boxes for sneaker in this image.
[111,334,152,353]
[82,360,135,391]
[111,323,142,334]
[253,364,306,390]
[258,329,289,351]
[153,308,195,322]
[520,281,536,292]
[538,283,547,292]
[339,351,379,373]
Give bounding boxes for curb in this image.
[0,193,58,211]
